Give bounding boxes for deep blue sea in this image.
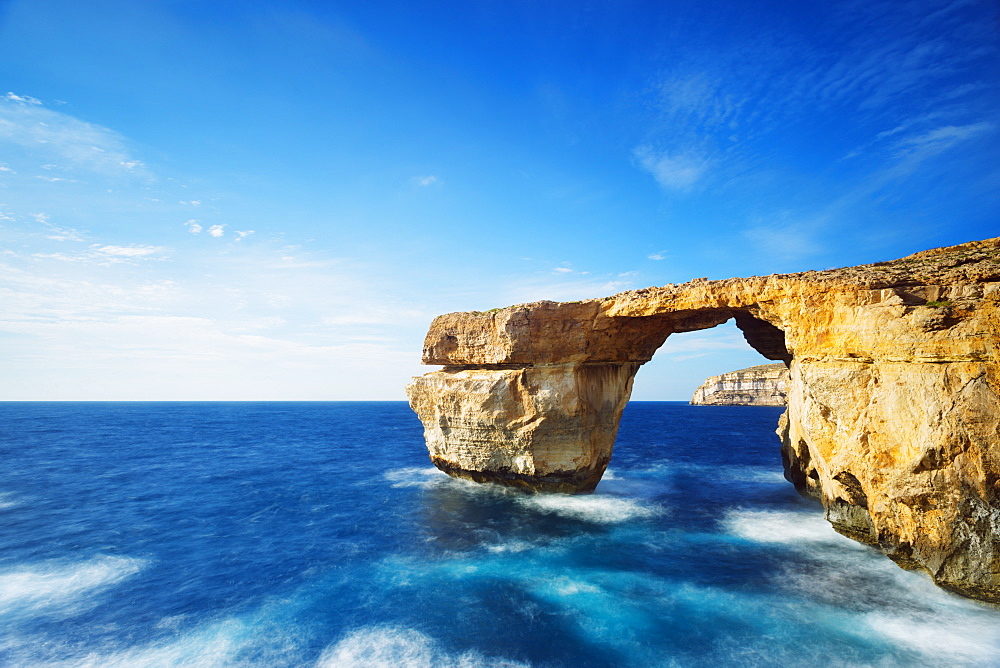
[2,401,999,667]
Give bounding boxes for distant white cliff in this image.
[690,363,789,406]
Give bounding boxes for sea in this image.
[1,401,999,668]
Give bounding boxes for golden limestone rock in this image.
[406,237,1000,602]
[690,363,789,406]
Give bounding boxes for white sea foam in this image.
[720,508,866,548]
[717,467,787,484]
[547,576,602,597]
[27,603,304,668]
[0,555,146,617]
[316,627,530,668]
[485,539,534,554]
[723,508,1000,666]
[383,467,450,488]
[517,493,661,523]
[865,612,1000,665]
[0,492,19,510]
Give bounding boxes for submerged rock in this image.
[406,237,1000,603]
[691,363,789,406]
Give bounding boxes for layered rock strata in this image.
[406,237,1000,602]
[691,363,789,406]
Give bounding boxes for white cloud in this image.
[185,220,202,234]
[0,247,432,399]
[234,230,254,242]
[413,175,438,187]
[551,266,573,274]
[655,74,744,130]
[892,122,993,159]
[634,146,711,191]
[844,121,997,194]
[3,92,42,105]
[34,175,80,183]
[94,245,165,258]
[0,95,147,177]
[648,251,667,261]
[743,220,824,260]
[179,200,201,206]
[46,226,87,242]
[208,225,225,238]
[28,244,166,264]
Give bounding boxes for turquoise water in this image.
[1,401,998,667]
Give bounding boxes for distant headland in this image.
[690,363,788,406]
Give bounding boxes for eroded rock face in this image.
[407,363,639,493]
[691,363,789,406]
[406,237,1000,602]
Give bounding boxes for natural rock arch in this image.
[406,238,1000,602]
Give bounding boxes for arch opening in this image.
[629,310,791,402]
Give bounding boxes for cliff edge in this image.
[407,237,1000,602]
[691,363,789,406]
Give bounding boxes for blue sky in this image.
[1,0,997,400]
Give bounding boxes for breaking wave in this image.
[317,627,530,668]
[0,555,146,618]
[517,493,662,523]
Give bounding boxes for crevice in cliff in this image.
[733,312,791,364]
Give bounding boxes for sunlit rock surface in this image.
[691,363,789,406]
[407,237,1000,602]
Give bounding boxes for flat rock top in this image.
[703,363,788,378]
[422,237,1000,365]
[461,237,1000,318]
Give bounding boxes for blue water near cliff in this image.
[2,401,999,667]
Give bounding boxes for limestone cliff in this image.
[406,237,1000,602]
[691,363,789,406]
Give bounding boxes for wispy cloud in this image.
[94,245,165,258]
[0,243,433,398]
[648,251,667,261]
[30,244,167,265]
[634,146,711,191]
[208,224,225,238]
[185,220,202,234]
[45,226,87,242]
[413,175,439,187]
[743,220,825,260]
[3,92,42,105]
[0,93,149,178]
[892,122,993,159]
[636,0,996,195]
